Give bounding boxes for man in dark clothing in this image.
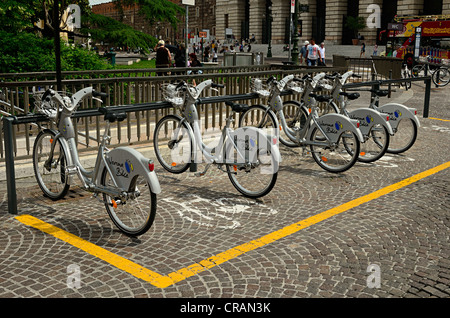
[155,40,172,76]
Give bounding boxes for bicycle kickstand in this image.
[194,163,212,177]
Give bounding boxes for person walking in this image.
[155,40,172,76]
[360,42,366,58]
[318,42,326,66]
[373,44,378,56]
[305,39,319,66]
[299,40,309,65]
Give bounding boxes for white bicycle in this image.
[153,79,280,198]
[32,87,161,236]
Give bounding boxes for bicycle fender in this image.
[347,108,394,136]
[97,147,161,195]
[307,113,365,144]
[229,126,281,173]
[377,103,420,129]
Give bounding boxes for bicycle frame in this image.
[326,71,394,137]
[171,80,280,170]
[265,74,364,145]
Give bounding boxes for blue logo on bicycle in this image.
[125,160,134,173]
[335,122,343,131]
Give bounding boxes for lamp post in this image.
[267,5,273,58]
[290,0,298,64]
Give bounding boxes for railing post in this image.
[423,77,431,118]
[2,116,17,214]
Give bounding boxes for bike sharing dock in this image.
[0,63,449,299]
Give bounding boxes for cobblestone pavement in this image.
[0,81,449,300]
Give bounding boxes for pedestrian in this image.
[174,43,186,75]
[247,43,251,52]
[155,40,172,76]
[373,44,378,56]
[299,40,309,65]
[212,47,218,62]
[305,39,319,66]
[204,47,210,62]
[360,42,366,58]
[188,53,202,86]
[318,42,326,66]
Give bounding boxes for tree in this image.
[345,16,366,39]
[113,0,184,29]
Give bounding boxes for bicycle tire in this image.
[238,104,280,142]
[432,67,450,87]
[309,128,360,173]
[358,124,390,163]
[411,65,423,77]
[401,67,412,89]
[225,141,278,198]
[154,114,192,174]
[101,167,157,236]
[278,101,309,147]
[33,129,70,200]
[387,118,418,154]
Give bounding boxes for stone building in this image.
[92,0,450,46]
[92,0,216,45]
[215,0,450,45]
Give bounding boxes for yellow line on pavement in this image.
[428,117,450,122]
[15,160,450,288]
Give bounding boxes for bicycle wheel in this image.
[238,104,279,139]
[33,129,70,200]
[432,67,450,87]
[226,142,278,198]
[411,65,423,77]
[101,167,157,236]
[358,124,390,163]
[387,118,418,154]
[154,115,192,173]
[278,101,309,147]
[401,67,412,89]
[309,128,360,173]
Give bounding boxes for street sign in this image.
[199,31,207,38]
[182,0,195,5]
[414,27,422,59]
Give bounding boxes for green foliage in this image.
[345,16,366,38]
[0,31,111,73]
[113,0,184,28]
[82,13,157,52]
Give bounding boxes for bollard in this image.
[2,116,17,214]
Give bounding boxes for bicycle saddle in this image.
[98,107,127,123]
[225,101,249,113]
[308,93,332,102]
[369,89,389,97]
[339,91,360,100]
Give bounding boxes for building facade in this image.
[92,0,450,46]
[215,0,450,45]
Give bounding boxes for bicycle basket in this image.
[442,59,450,66]
[419,56,428,63]
[286,80,304,95]
[32,89,70,119]
[251,78,270,97]
[161,84,184,108]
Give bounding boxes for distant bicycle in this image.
[32,87,160,236]
[239,74,364,173]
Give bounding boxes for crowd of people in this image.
[299,39,326,66]
[153,38,254,75]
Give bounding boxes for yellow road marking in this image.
[428,117,450,122]
[15,160,450,288]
